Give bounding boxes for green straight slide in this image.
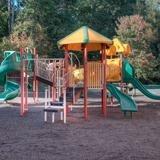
[122,58,160,100]
[107,84,138,112]
[126,77,160,100]
[0,51,20,102]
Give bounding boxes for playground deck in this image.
[0,90,160,160]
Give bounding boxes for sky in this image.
[13,0,18,7]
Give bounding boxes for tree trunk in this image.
[7,0,11,33]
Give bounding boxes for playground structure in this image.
[0,26,160,123]
[0,49,67,122]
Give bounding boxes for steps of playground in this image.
[60,87,83,103]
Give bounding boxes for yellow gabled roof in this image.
[57,26,113,51]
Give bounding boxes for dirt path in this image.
[0,100,160,160]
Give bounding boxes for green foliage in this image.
[0,0,160,83]
[74,0,136,37]
[0,20,49,55]
[0,1,8,39]
[116,14,159,82]
[116,15,155,51]
[129,52,159,83]
[144,0,160,57]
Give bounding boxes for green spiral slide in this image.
[0,51,21,102]
[123,58,160,100]
[0,51,33,102]
[107,84,138,112]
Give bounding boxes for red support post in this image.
[20,48,24,116]
[33,48,36,102]
[34,48,38,101]
[102,45,107,116]
[125,54,128,94]
[101,47,104,112]
[84,45,88,119]
[36,81,39,100]
[25,51,28,112]
[65,46,69,113]
[120,53,123,92]
[53,62,56,102]
[65,46,69,90]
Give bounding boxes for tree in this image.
[115,15,159,82]
[116,15,155,51]
[0,0,8,39]
[144,0,160,57]
[73,0,136,37]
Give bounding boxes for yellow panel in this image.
[106,45,117,56]
[72,58,122,85]
[73,68,84,82]
[106,58,121,82]
[112,38,132,56]
[87,62,102,88]
[113,38,125,52]
[123,44,132,56]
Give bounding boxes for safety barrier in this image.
[87,62,103,89]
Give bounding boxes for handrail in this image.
[68,52,80,69]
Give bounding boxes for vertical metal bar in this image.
[120,53,123,92]
[33,48,36,102]
[65,46,69,90]
[35,53,38,101]
[53,61,56,102]
[101,47,104,112]
[65,46,69,114]
[103,45,107,116]
[84,45,88,119]
[25,52,28,112]
[63,87,66,123]
[20,48,24,116]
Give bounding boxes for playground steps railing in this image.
[36,58,65,101]
[36,58,65,83]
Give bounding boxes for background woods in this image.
[0,0,160,83]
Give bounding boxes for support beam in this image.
[102,45,107,116]
[25,52,28,112]
[120,53,123,92]
[53,62,56,102]
[65,46,69,90]
[65,46,69,114]
[101,47,103,112]
[20,48,24,116]
[33,48,37,102]
[84,45,88,119]
[36,81,39,100]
